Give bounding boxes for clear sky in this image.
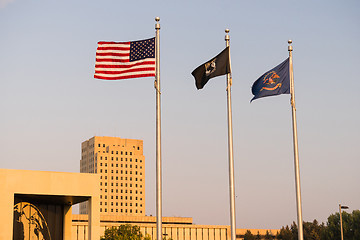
[1,0,359,230]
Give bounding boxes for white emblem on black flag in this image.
[205,58,217,76]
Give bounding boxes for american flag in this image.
[94,37,155,80]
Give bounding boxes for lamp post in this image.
[339,204,349,240]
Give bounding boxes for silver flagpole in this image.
[288,40,304,240]
[225,29,237,240]
[155,17,163,240]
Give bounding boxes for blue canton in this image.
[130,37,155,61]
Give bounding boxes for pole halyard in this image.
[225,29,237,240]
[288,40,304,240]
[155,16,163,240]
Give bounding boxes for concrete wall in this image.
[0,168,101,240]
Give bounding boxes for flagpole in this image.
[155,16,163,240]
[288,40,304,240]
[225,29,236,240]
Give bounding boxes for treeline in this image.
[244,210,360,240]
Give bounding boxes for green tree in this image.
[101,224,150,240]
[264,230,274,239]
[255,231,261,240]
[244,230,255,240]
[276,225,293,240]
[323,210,360,240]
[351,210,360,239]
[276,210,360,240]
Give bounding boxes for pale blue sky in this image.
[1,0,359,229]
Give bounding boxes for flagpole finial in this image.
[225,29,230,42]
[288,40,293,52]
[155,17,160,30]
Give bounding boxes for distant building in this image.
[80,136,145,216]
[71,214,279,240]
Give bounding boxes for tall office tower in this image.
[79,136,145,216]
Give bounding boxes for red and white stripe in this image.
[94,41,155,80]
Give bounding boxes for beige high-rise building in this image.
[80,136,145,216]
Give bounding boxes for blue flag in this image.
[251,58,290,102]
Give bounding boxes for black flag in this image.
[192,47,230,89]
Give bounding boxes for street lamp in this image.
[339,204,349,240]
